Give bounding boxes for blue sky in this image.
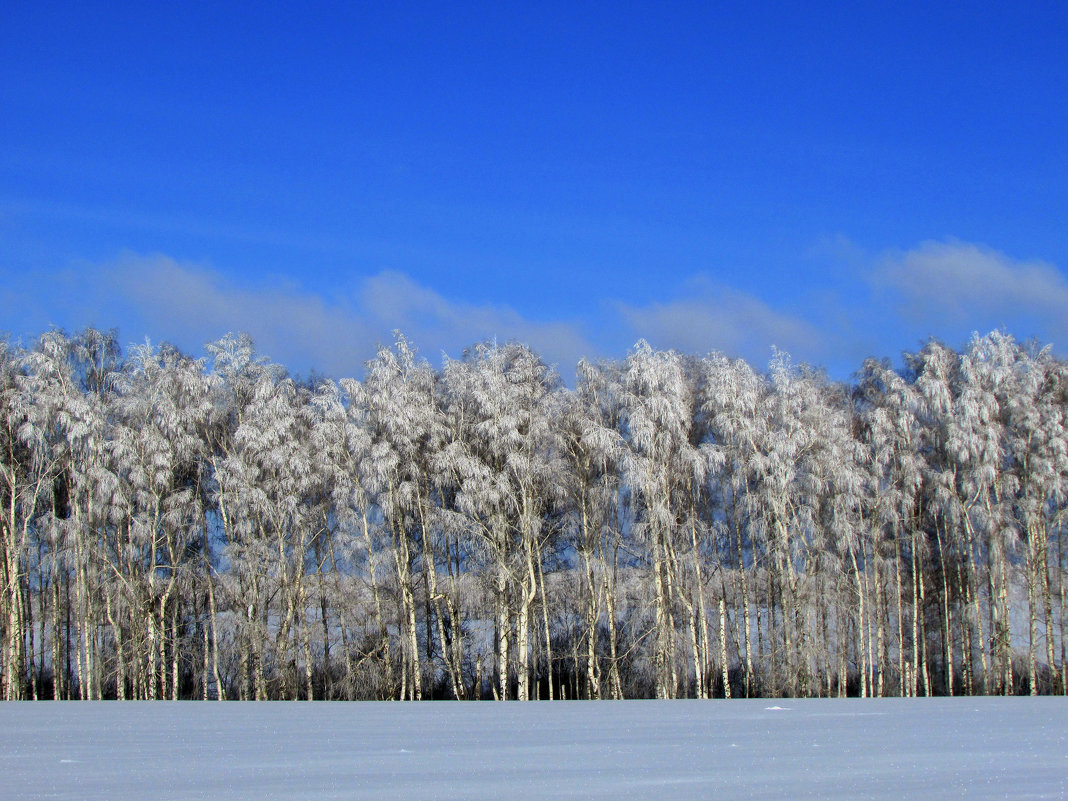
[3,1,1067,379]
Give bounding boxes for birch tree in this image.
[618,343,714,698]
[108,342,212,699]
[439,341,565,700]
[559,358,628,698]
[0,339,58,699]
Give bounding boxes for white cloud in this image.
[873,239,1068,346]
[359,271,597,372]
[615,276,826,367]
[94,254,598,377]
[64,255,833,376]
[25,238,1065,383]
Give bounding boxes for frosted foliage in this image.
[441,341,564,538]
[2,326,1067,702]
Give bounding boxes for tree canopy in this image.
[1,328,1066,700]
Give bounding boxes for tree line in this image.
[1,327,1065,700]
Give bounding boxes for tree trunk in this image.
[652,525,674,699]
[736,521,754,697]
[516,535,539,702]
[935,521,954,696]
[537,554,554,701]
[719,597,730,699]
[495,560,510,701]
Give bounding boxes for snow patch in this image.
[3,698,1064,801]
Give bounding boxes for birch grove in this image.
[1,327,1067,699]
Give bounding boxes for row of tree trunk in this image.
[1,328,1065,700]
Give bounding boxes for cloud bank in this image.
[28,252,827,377]
[10,239,1067,380]
[80,254,598,377]
[870,239,1068,350]
[615,276,825,367]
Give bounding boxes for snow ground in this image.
[3,698,1066,800]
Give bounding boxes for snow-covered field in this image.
[4,698,1066,800]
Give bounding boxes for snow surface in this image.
[3,698,1066,800]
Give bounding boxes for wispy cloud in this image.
[83,253,599,377]
[615,276,826,368]
[871,239,1068,347]
[14,239,1066,381]
[359,271,597,371]
[105,254,367,375]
